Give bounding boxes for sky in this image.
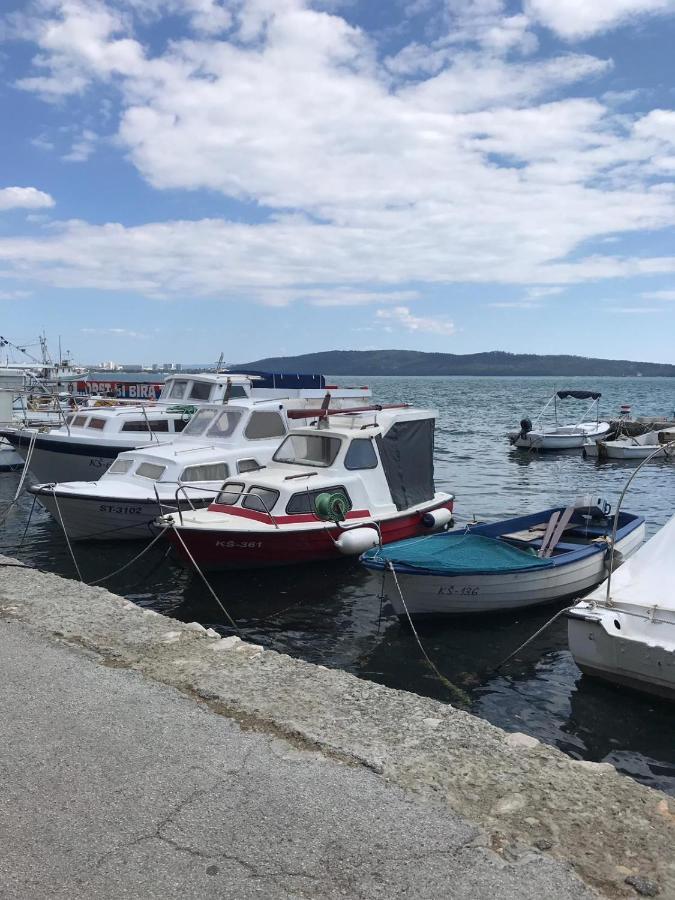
[1,0,675,366]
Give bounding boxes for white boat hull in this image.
[32,490,214,541]
[511,422,610,450]
[0,440,23,472]
[568,604,675,700]
[381,524,645,616]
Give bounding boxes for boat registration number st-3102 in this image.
[437,585,480,596]
[215,540,263,549]
[98,505,143,515]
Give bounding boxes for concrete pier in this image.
[1,555,673,898]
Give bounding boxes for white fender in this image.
[335,527,379,556]
[422,508,453,531]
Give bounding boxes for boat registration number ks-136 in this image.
[437,585,480,596]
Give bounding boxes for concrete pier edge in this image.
[1,555,673,898]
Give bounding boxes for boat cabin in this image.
[205,406,439,524]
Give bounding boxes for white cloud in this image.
[63,129,98,162]
[1,1,675,307]
[641,290,675,300]
[525,0,675,40]
[376,305,456,336]
[0,186,55,211]
[488,300,541,308]
[80,326,146,337]
[0,289,32,300]
[607,306,663,314]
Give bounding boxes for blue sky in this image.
[1,0,675,365]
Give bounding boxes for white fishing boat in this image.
[583,429,675,460]
[361,498,645,616]
[29,390,374,541]
[0,368,28,471]
[509,390,610,450]
[568,514,675,700]
[158,404,454,570]
[1,371,369,483]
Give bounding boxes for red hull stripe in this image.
[166,500,454,570]
[206,504,370,524]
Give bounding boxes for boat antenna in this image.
[604,439,675,606]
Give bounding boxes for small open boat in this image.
[509,390,609,450]
[568,514,675,700]
[361,499,645,616]
[583,429,675,460]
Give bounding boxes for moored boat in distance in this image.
[361,497,645,616]
[157,404,454,569]
[28,388,375,541]
[509,390,610,450]
[583,428,675,460]
[568,514,675,700]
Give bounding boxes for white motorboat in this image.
[158,404,454,570]
[568,514,675,700]
[29,390,374,541]
[361,498,645,616]
[583,429,675,460]
[509,390,610,450]
[1,371,370,483]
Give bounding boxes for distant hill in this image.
[237,350,675,377]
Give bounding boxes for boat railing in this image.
[165,482,280,529]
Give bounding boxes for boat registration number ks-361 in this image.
[215,540,263,549]
[437,585,480,596]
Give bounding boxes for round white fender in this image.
[335,527,380,555]
[422,507,453,530]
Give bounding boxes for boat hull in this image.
[0,439,24,472]
[373,523,645,616]
[568,605,675,700]
[164,499,455,571]
[1,430,149,482]
[30,488,214,541]
[510,422,610,450]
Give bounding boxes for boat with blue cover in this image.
[361,499,645,616]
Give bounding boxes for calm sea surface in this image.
[2,375,675,793]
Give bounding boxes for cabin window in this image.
[207,409,243,439]
[182,409,218,436]
[188,381,213,401]
[87,418,106,430]
[121,419,169,433]
[173,418,188,432]
[286,485,351,515]
[273,434,341,467]
[168,380,188,399]
[72,415,88,427]
[238,458,261,473]
[225,384,247,399]
[136,463,166,481]
[244,411,286,440]
[241,486,279,513]
[180,463,229,482]
[216,482,245,504]
[108,459,133,475]
[344,438,378,470]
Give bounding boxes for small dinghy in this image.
[583,429,675,460]
[509,390,609,450]
[568,514,675,700]
[361,498,645,616]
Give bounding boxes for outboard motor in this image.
[518,417,532,440]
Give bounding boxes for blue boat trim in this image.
[362,508,644,577]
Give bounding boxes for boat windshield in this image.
[273,433,342,467]
[182,409,219,436]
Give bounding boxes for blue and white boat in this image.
[361,499,645,616]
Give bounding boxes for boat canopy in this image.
[556,390,601,400]
[376,418,435,511]
[364,532,554,574]
[231,370,326,390]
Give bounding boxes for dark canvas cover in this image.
[376,418,435,511]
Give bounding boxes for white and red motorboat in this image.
[158,404,454,569]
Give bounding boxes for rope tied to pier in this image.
[0,429,38,527]
[386,561,470,707]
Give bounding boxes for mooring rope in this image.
[168,523,240,634]
[386,561,470,706]
[88,526,169,586]
[492,604,577,672]
[0,429,38,526]
[51,485,84,582]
